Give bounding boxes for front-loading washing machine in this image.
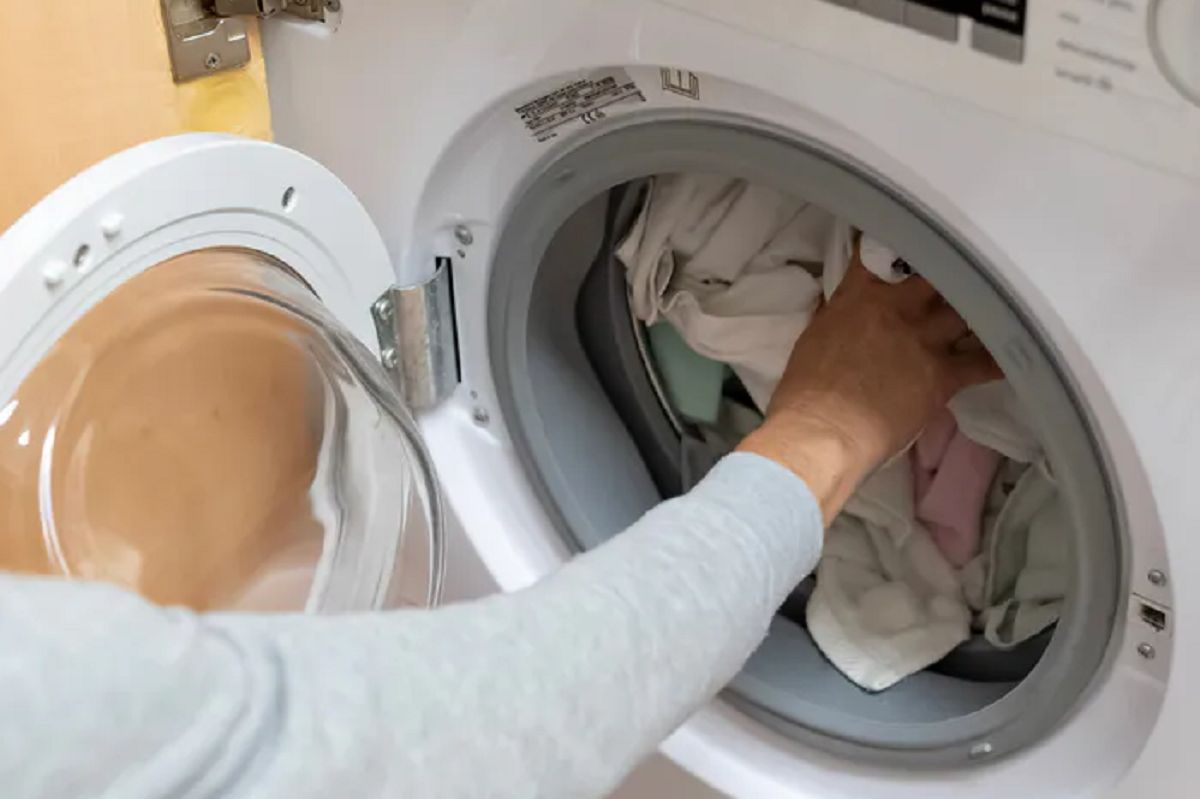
[2,0,1198,796]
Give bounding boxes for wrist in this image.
[736,408,875,523]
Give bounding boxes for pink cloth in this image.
[912,409,1002,568]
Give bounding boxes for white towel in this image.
[806,459,971,692]
[617,174,1065,690]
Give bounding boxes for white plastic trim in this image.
[0,134,396,402]
[408,67,1171,798]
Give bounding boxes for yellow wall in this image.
[0,4,297,610]
[0,2,272,230]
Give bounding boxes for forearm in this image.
[737,409,870,524]
[423,452,823,796]
[1,453,822,799]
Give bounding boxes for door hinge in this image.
[160,0,341,83]
[371,259,461,412]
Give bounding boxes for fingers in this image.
[842,253,938,316]
[948,348,1004,390]
[892,274,939,308]
[923,305,970,345]
[838,254,878,293]
[843,252,1001,393]
[951,332,988,354]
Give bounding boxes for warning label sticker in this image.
[515,70,645,143]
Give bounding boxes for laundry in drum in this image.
[615,173,1067,692]
[646,322,729,426]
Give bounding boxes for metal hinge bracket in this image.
[160,0,341,83]
[371,259,461,412]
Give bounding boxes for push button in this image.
[904,1,959,42]
[859,0,906,25]
[970,0,1026,34]
[971,22,1024,62]
[966,0,1027,62]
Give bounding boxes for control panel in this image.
[829,1,1029,62]
[663,0,1200,179]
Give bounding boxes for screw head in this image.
[1148,569,1167,587]
[326,0,341,10]
[453,225,474,246]
[99,213,124,241]
[42,261,68,288]
[968,742,993,760]
[204,52,222,71]
[472,407,490,425]
[1137,642,1156,660]
[381,347,399,369]
[373,298,393,321]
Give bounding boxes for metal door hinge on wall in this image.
[371,259,461,412]
[160,0,342,82]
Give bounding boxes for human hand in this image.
[738,247,1000,521]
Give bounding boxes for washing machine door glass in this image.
[0,135,444,613]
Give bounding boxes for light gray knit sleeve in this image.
[0,452,822,798]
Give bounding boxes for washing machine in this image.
[2,0,1198,796]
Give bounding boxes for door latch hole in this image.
[1139,600,1168,633]
[73,244,91,271]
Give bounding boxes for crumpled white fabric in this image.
[617,174,1064,690]
[811,443,1055,691]
[618,174,832,408]
[619,175,1037,449]
[819,220,907,299]
[949,382,1042,464]
[806,459,972,691]
[962,459,1067,648]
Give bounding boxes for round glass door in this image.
[0,248,442,613]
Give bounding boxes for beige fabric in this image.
[618,174,833,409]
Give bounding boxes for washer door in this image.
[0,134,444,613]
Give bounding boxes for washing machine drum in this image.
[483,122,1124,769]
[575,182,1052,684]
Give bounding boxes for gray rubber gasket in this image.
[485,113,1124,769]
